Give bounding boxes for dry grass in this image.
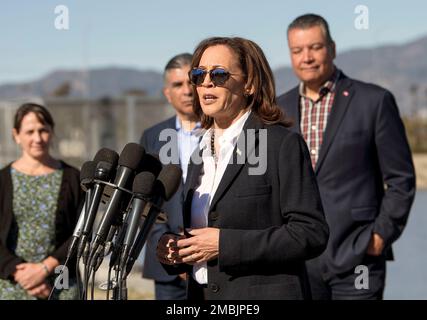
[414,154,427,189]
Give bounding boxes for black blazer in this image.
[277,72,416,274]
[164,113,329,300]
[140,116,186,282]
[0,161,84,280]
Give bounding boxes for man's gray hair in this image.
[164,53,193,77]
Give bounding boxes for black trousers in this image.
[306,255,386,300]
[155,276,186,300]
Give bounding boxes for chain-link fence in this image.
[0,96,174,168]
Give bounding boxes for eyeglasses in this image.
[188,67,241,87]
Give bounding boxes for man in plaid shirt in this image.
[278,14,415,299]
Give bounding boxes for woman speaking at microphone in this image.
[0,103,84,299]
[156,37,329,300]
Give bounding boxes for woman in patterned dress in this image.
[0,103,84,299]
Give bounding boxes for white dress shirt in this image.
[190,110,251,284]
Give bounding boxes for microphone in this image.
[124,164,182,277]
[77,148,119,263]
[78,161,116,261]
[109,154,163,266]
[94,147,120,165]
[80,160,97,192]
[66,161,97,259]
[89,143,145,269]
[138,153,163,177]
[116,171,156,270]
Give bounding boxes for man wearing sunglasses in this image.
[140,53,201,300]
[278,14,415,299]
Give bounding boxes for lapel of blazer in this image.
[209,112,263,211]
[165,116,180,165]
[182,147,203,227]
[156,116,185,199]
[285,87,302,135]
[315,73,354,173]
[175,116,205,208]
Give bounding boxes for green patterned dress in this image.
[0,168,78,300]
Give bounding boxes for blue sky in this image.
[1,0,426,84]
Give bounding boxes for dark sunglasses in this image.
[189,67,239,86]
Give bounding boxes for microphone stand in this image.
[104,202,159,300]
[126,202,164,278]
[110,203,142,300]
[108,218,128,300]
[79,182,169,300]
[80,179,133,300]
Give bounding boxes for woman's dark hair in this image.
[191,37,290,128]
[14,103,55,133]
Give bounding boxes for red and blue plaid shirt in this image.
[299,68,340,168]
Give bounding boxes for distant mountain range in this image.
[0,67,163,99]
[1,35,427,115]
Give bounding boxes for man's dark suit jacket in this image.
[277,72,416,275]
[140,116,185,283]
[163,112,329,300]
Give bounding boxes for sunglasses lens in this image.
[211,69,229,86]
[190,68,206,85]
[190,68,231,86]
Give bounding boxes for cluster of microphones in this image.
[51,142,182,300]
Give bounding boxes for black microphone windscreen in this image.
[93,148,119,166]
[95,160,114,181]
[138,153,162,177]
[118,143,145,170]
[80,161,96,184]
[156,164,182,201]
[133,171,156,196]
